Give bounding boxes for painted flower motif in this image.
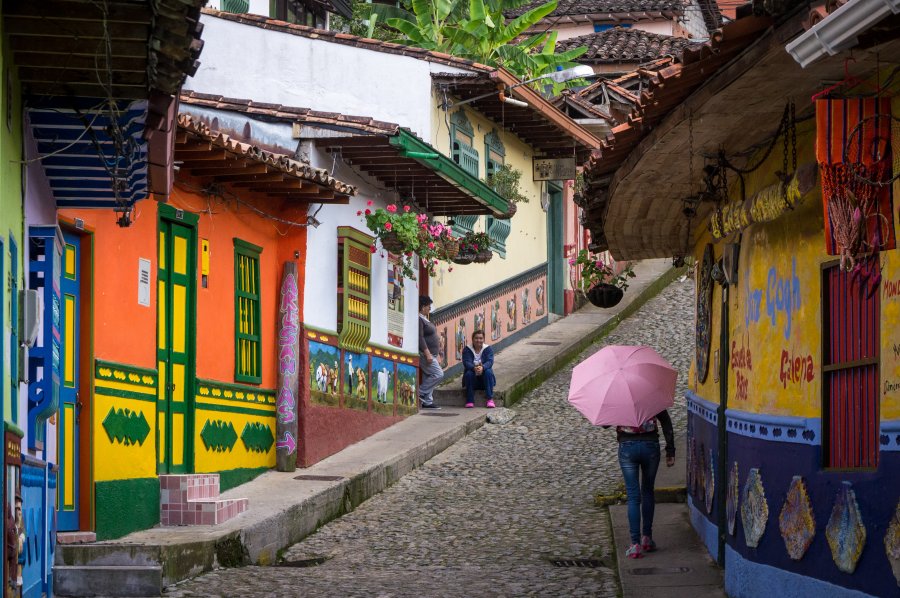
[386,204,397,213]
[404,205,411,212]
[384,222,393,231]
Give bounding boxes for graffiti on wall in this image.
[779,349,815,389]
[744,258,802,341]
[731,335,752,402]
[276,266,300,467]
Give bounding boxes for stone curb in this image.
[595,486,688,507]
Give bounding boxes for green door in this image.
[546,184,564,315]
[156,207,198,473]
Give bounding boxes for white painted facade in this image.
[189,13,474,143]
[180,105,421,355]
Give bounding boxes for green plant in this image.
[458,230,491,254]
[360,202,423,277]
[569,249,636,294]
[573,171,586,196]
[489,164,528,203]
[384,0,587,88]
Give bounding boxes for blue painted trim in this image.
[688,495,718,559]
[879,419,900,452]
[441,315,549,380]
[725,407,820,445]
[723,545,875,598]
[686,390,718,425]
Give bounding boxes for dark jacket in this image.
[616,410,676,458]
[462,345,494,373]
[418,315,440,358]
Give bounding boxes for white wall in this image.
[180,105,421,355]
[188,14,473,143]
[678,0,711,40]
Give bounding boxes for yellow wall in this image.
[429,95,548,306]
[692,105,900,421]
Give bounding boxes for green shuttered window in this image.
[234,238,262,384]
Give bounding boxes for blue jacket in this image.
[462,345,494,373]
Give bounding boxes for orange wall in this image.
[58,207,158,369]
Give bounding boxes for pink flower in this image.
[387,204,397,213]
[595,261,603,268]
[384,222,393,231]
[428,242,435,249]
[473,244,479,251]
[357,210,363,216]
[365,209,371,215]
[449,267,454,272]
[369,245,376,253]
[417,214,428,223]
[404,205,411,212]
[568,258,576,265]
[367,200,373,206]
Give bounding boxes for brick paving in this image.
[166,277,694,597]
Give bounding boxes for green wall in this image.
[95,478,161,540]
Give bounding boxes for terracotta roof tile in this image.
[202,9,495,72]
[559,27,697,63]
[507,0,686,18]
[177,113,357,196]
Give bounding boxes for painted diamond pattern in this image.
[200,420,238,452]
[779,476,816,560]
[826,482,866,574]
[726,461,739,536]
[241,422,275,453]
[101,407,151,446]
[705,448,715,514]
[885,499,900,584]
[740,467,768,548]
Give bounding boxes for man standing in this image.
[418,295,443,409]
[462,330,496,409]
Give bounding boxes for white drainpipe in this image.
[785,0,900,68]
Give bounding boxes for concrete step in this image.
[54,565,162,597]
[162,497,249,526]
[433,387,504,408]
[56,543,160,567]
[57,531,97,544]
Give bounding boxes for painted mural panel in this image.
[397,364,417,416]
[343,350,368,411]
[387,256,405,348]
[371,357,395,416]
[309,340,340,408]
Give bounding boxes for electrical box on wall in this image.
[19,289,40,348]
[201,239,210,288]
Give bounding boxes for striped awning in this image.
[28,99,149,209]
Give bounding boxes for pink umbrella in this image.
[568,345,676,427]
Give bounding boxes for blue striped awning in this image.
[28,99,149,209]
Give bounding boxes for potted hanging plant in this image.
[573,171,587,207]
[489,164,528,220]
[570,249,636,308]
[359,202,425,278]
[456,231,493,264]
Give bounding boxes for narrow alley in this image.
[165,277,694,597]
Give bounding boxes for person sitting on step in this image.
[461,330,496,409]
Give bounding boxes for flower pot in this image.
[473,250,493,264]
[452,252,475,265]
[587,283,623,308]
[441,237,460,259]
[494,203,518,220]
[380,231,407,254]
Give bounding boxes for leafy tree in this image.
[384,0,587,87]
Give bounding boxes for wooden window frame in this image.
[234,238,263,384]
[450,110,479,179]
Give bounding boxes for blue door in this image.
[57,233,81,531]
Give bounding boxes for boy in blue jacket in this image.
[462,330,496,408]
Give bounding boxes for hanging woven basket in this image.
[473,250,493,264]
[587,283,624,308]
[452,252,475,265]
[380,231,407,254]
[493,202,518,220]
[441,237,460,259]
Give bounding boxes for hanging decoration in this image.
[817,97,895,270]
[695,244,714,384]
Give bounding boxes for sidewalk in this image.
[608,439,726,598]
[56,258,685,596]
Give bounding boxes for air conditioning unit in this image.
[19,289,41,348]
[722,243,740,286]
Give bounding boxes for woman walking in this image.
[617,410,675,559]
[417,295,443,409]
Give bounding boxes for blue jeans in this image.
[618,440,661,544]
[462,368,495,402]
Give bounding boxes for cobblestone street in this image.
[166,277,694,597]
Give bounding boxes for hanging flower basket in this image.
[452,252,475,265]
[587,283,624,308]
[380,231,407,254]
[473,250,493,264]
[494,202,518,220]
[440,237,460,259]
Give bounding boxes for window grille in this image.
[234,239,262,383]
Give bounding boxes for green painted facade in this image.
[95,478,160,540]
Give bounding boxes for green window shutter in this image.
[450,110,479,179]
[451,214,480,237]
[486,217,510,258]
[222,0,250,13]
[484,128,505,181]
[234,238,263,384]
[337,226,373,353]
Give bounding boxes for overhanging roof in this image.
[180,92,509,216]
[584,10,900,260]
[432,69,603,162]
[176,114,356,203]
